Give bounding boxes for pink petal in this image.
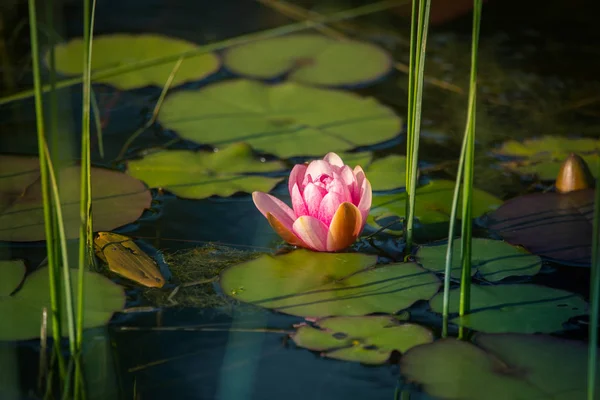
[252,192,296,230]
[288,164,307,196]
[327,174,352,202]
[357,178,372,227]
[291,183,308,217]
[303,183,325,217]
[339,165,356,187]
[318,192,344,226]
[293,216,329,251]
[305,160,334,182]
[352,165,366,205]
[323,152,344,167]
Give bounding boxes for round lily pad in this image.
[0,266,125,340]
[429,283,588,333]
[158,79,402,158]
[219,250,441,318]
[222,34,392,87]
[0,260,26,296]
[416,238,542,282]
[364,155,407,192]
[0,155,151,242]
[401,333,600,400]
[487,189,594,266]
[126,143,285,199]
[493,136,600,180]
[368,180,502,239]
[49,33,221,90]
[291,314,433,364]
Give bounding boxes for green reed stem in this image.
[90,89,104,159]
[0,0,402,106]
[27,0,66,378]
[404,0,417,194]
[457,0,482,340]
[404,0,431,251]
[587,156,600,398]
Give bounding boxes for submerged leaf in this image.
[0,155,151,242]
[429,283,588,333]
[223,34,392,87]
[126,143,285,199]
[219,250,440,318]
[0,260,26,297]
[50,33,221,89]
[158,79,402,158]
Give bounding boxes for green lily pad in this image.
[222,34,392,87]
[0,266,125,340]
[0,260,25,296]
[50,33,221,90]
[126,143,285,199]
[493,136,600,180]
[429,284,587,333]
[0,155,151,242]
[368,180,502,238]
[401,333,600,400]
[158,79,402,158]
[416,238,542,282]
[219,250,441,318]
[364,154,407,191]
[291,314,433,364]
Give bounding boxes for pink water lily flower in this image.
[253,152,372,252]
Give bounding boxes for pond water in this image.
[1,0,599,399]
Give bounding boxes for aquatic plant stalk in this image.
[458,0,482,340]
[0,0,402,106]
[404,0,431,251]
[587,157,600,398]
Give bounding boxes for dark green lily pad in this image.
[291,314,433,364]
[158,79,402,158]
[416,238,542,282]
[0,155,151,242]
[401,333,600,400]
[493,136,600,180]
[487,189,594,266]
[0,260,25,296]
[0,266,125,340]
[368,180,502,239]
[222,34,392,87]
[126,143,285,199]
[219,250,441,318]
[429,283,587,333]
[50,33,221,90]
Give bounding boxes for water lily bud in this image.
[555,153,595,193]
[253,152,372,252]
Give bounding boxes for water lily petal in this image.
[288,164,308,195]
[357,178,372,226]
[303,183,325,217]
[305,160,334,183]
[267,212,306,247]
[353,165,366,203]
[252,192,296,229]
[323,152,344,167]
[291,183,308,217]
[318,191,345,226]
[293,216,329,251]
[327,202,362,251]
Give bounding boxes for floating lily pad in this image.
[50,33,221,90]
[222,34,392,87]
[493,136,600,180]
[291,314,433,364]
[416,238,542,282]
[0,266,125,340]
[368,180,502,239]
[158,79,402,158]
[0,260,25,296]
[401,333,600,400]
[429,283,587,333]
[126,143,285,199]
[220,250,441,318]
[487,189,594,266]
[0,155,151,242]
[364,155,407,191]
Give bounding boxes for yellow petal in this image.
[267,212,306,248]
[555,153,594,193]
[327,202,362,252]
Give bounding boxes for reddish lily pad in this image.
[0,155,151,242]
[487,189,594,266]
